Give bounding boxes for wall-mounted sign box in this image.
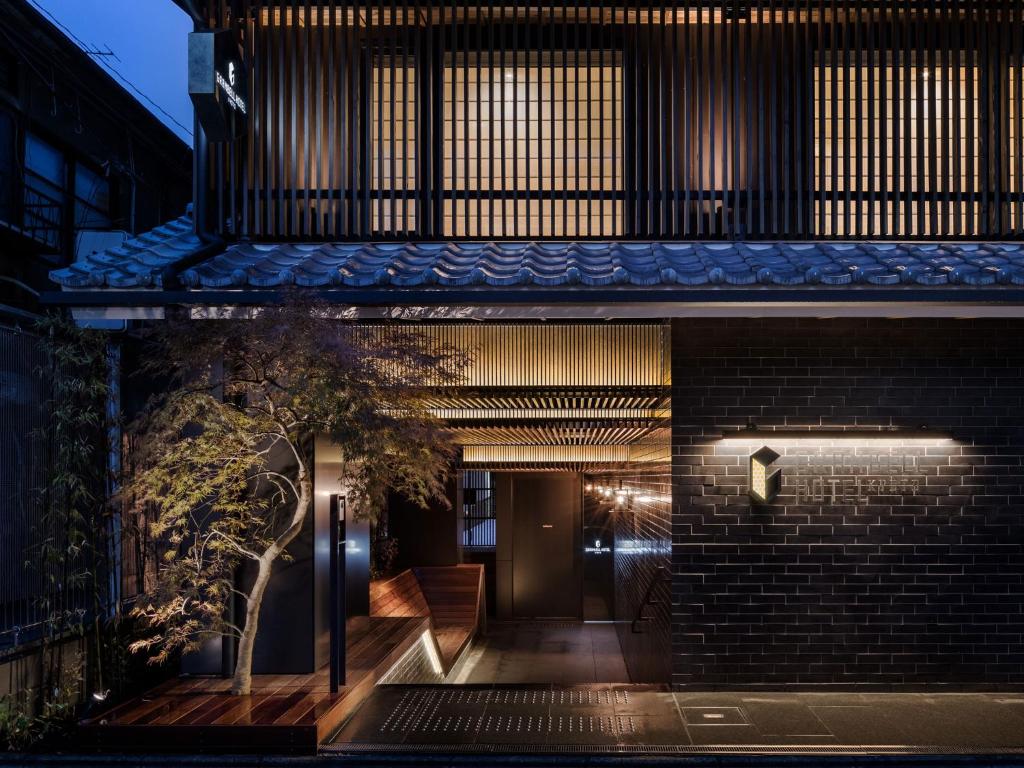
[749,446,781,503]
[189,30,248,142]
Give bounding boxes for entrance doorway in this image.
[451,471,629,685]
[509,473,582,619]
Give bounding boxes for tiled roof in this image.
[50,219,1024,291]
[49,212,202,289]
[180,241,1024,289]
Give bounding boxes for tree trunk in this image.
[230,468,312,695]
[231,559,271,695]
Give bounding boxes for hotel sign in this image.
[792,450,924,504]
[189,30,248,142]
[749,446,927,505]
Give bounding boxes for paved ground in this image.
[328,621,1024,756]
[329,686,1024,755]
[449,621,629,684]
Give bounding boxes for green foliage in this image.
[126,296,467,689]
[0,655,83,752]
[32,314,112,628]
[6,314,120,747]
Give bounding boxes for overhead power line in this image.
[27,0,193,139]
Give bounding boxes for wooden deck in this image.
[81,615,429,754]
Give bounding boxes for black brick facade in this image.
[671,318,1024,689]
[591,455,672,684]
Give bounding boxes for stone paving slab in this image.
[329,685,1024,755]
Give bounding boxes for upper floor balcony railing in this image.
[200,0,1024,242]
[0,167,66,253]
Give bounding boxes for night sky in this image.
[31,0,194,145]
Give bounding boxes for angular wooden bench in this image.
[369,564,485,672]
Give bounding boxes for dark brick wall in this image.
[590,452,672,683]
[671,318,1024,689]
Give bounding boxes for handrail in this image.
[630,564,671,634]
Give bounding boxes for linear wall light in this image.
[720,427,953,446]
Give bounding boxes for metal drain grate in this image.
[475,714,635,736]
[379,687,627,709]
[376,689,636,736]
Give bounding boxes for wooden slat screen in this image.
[357,322,667,388]
[206,1,1024,242]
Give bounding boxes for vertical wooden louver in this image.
[207,1,1024,242]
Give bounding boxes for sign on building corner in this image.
[189,30,248,142]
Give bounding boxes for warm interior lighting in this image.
[371,62,418,234]
[442,58,623,237]
[814,63,980,236]
[259,7,869,28]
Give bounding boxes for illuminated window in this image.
[814,60,980,237]
[443,55,623,238]
[461,471,495,550]
[371,60,417,235]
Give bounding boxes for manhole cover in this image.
[681,706,748,725]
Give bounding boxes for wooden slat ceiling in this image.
[450,424,657,447]
[364,324,669,388]
[359,322,673,468]
[461,443,671,465]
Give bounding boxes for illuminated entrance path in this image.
[450,622,629,684]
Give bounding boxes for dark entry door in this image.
[511,474,582,619]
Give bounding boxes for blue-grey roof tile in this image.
[50,213,1024,293]
[49,211,199,289]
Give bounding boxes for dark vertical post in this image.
[329,494,346,693]
[891,0,901,235]
[549,1,556,236]
[697,0,706,238]
[868,0,877,237]
[770,0,778,236]
[193,116,210,236]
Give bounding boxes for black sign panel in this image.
[188,30,247,143]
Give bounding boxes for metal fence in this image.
[0,324,84,650]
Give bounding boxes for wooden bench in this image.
[368,569,430,619]
[369,564,485,671]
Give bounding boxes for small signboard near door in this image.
[510,474,582,619]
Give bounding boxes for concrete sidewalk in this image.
[327,686,1024,756]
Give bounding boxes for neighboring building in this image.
[0,0,192,314]
[0,0,190,703]
[51,0,1024,696]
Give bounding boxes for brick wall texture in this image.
[591,453,672,683]
[671,318,1024,689]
